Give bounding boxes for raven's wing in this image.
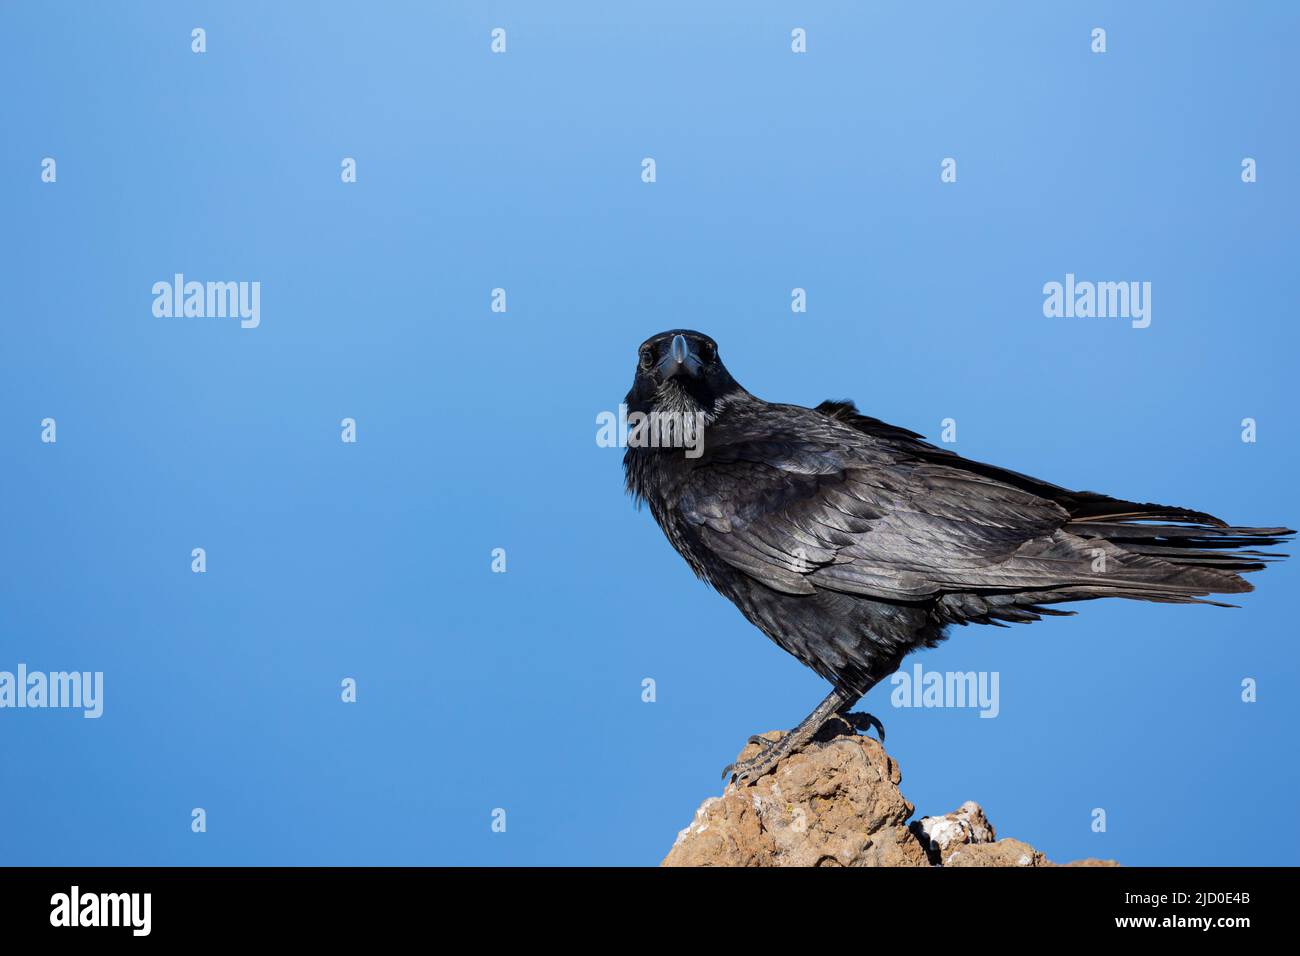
[679,435,1075,600]
[679,417,1286,604]
[813,400,1227,525]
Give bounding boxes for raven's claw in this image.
[723,713,883,784]
[722,732,799,786]
[721,752,775,786]
[838,710,885,742]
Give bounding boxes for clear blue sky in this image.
[1,1,1296,865]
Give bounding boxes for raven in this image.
[623,330,1292,785]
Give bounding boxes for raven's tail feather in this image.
[1008,516,1294,619]
[1065,517,1291,596]
[943,516,1292,627]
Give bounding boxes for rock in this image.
[942,838,1046,867]
[914,800,996,860]
[662,727,1118,867]
[663,729,928,867]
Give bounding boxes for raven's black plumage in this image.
[623,330,1291,779]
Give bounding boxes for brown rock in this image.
[663,730,929,867]
[662,728,1117,868]
[942,838,1046,867]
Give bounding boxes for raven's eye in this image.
[699,340,716,362]
[639,346,655,371]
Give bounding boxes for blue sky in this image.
[1,1,1296,865]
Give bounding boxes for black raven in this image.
[623,330,1292,785]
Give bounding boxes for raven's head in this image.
[624,329,741,419]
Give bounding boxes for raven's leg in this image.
[722,686,860,786]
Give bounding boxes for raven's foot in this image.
[722,713,884,785]
[721,731,802,787]
[721,686,864,787]
[835,710,885,742]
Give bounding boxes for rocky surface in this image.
[662,726,1117,868]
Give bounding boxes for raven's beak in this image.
[658,334,703,379]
